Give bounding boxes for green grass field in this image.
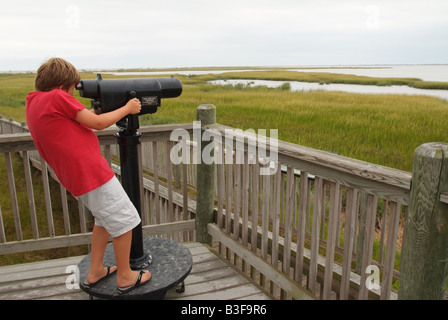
[1,69,448,172]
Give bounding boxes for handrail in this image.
[205,123,411,204]
[0,123,194,153]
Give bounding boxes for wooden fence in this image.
[0,117,197,252]
[1,108,447,300]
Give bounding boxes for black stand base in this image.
[129,251,152,270]
[78,238,192,300]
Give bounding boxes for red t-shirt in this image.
[26,89,114,196]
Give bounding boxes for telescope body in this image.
[76,74,182,115]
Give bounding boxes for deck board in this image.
[0,242,272,300]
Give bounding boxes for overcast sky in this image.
[1,0,447,71]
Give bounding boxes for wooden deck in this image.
[0,242,273,300]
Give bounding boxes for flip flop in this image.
[117,270,151,295]
[81,266,117,289]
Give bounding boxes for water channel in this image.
[208,79,448,102]
[106,65,448,101]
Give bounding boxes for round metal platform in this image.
[78,237,192,300]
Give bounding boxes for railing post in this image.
[195,104,216,245]
[399,142,448,300]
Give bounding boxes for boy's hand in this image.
[126,98,142,115]
[76,98,142,130]
[90,108,101,115]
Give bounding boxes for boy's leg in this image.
[113,230,151,287]
[87,225,117,284]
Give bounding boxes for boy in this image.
[26,57,151,295]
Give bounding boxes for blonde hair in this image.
[35,57,81,92]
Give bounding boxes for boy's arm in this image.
[75,98,141,130]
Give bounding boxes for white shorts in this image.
[79,176,141,238]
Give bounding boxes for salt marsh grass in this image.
[141,79,448,172]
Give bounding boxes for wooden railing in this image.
[1,108,447,300]
[193,105,447,300]
[0,117,196,254]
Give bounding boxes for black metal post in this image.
[115,114,151,269]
